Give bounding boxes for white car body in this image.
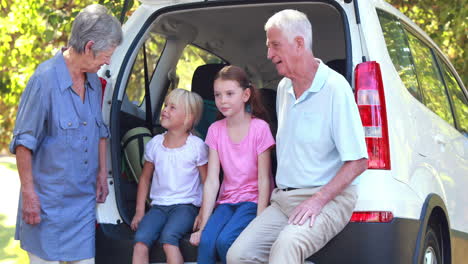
[96,0,468,263]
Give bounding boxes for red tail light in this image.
[355,61,390,169]
[350,211,394,223]
[99,77,107,106]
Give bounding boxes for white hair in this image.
[68,4,123,55]
[265,9,313,51]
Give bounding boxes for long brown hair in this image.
[214,65,270,124]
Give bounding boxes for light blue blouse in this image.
[10,50,108,261]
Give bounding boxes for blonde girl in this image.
[131,89,208,264]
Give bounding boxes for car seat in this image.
[327,59,346,77]
[121,127,152,183]
[259,88,278,136]
[259,88,278,182]
[191,63,227,139]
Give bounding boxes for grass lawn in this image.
[0,157,29,264]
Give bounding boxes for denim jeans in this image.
[197,202,257,264]
[134,204,198,247]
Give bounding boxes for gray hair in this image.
[265,9,313,51]
[68,4,123,55]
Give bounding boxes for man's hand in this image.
[22,188,41,225]
[190,230,202,246]
[96,170,109,203]
[288,194,326,227]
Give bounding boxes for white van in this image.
[95,0,468,263]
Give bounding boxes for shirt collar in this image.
[287,58,328,101]
[55,48,97,92]
[54,49,73,92]
[85,73,97,91]
[307,58,327,93]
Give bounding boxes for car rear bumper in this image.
[96,217,420,264]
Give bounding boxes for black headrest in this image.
[326,59,346,77]
[259,88,276,109]
[191,64,227,101]
[259,88,278,135]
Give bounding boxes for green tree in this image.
[0,0,137,152]
[388,0,467,86]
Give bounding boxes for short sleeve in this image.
[144,137,157,163]
[95,107,109,139]
[205,122,219,151]
[97,120,109,138]
[255,120,275,155]
[331,84,368,161]
[196,140,209,166]
[95,108,109,139]
[90,78,109,139]
[9,76,48,154]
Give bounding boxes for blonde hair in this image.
[165,88,203,131]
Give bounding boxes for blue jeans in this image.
[134,204,198,247]
[197,202,257,264]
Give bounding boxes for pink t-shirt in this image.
[205,117,275,204]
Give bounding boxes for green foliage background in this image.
[0,0,466,151]
[388,0,466,87]
[0,0,137,152]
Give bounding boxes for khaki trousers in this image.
[28,252,94,264]
[227,185,357,264]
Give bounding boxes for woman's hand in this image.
[96,170,109,203]
[22,188,41,225]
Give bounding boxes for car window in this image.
[174,45,224,91]
[405,31,455,126]
[126,32,166,106]
[437,56,468,134]
[377,10,422,102]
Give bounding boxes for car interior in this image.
[111,2,349,261]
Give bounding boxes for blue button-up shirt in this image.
[10,50,108,261]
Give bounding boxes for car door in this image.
[403,26,468,238]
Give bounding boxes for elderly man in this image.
[10,4,122,264]
[228,9,368,263]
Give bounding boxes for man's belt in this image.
[280,187,299,191]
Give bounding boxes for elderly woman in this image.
[10,4,122,264]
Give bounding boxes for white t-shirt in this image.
[144,132,208,206]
